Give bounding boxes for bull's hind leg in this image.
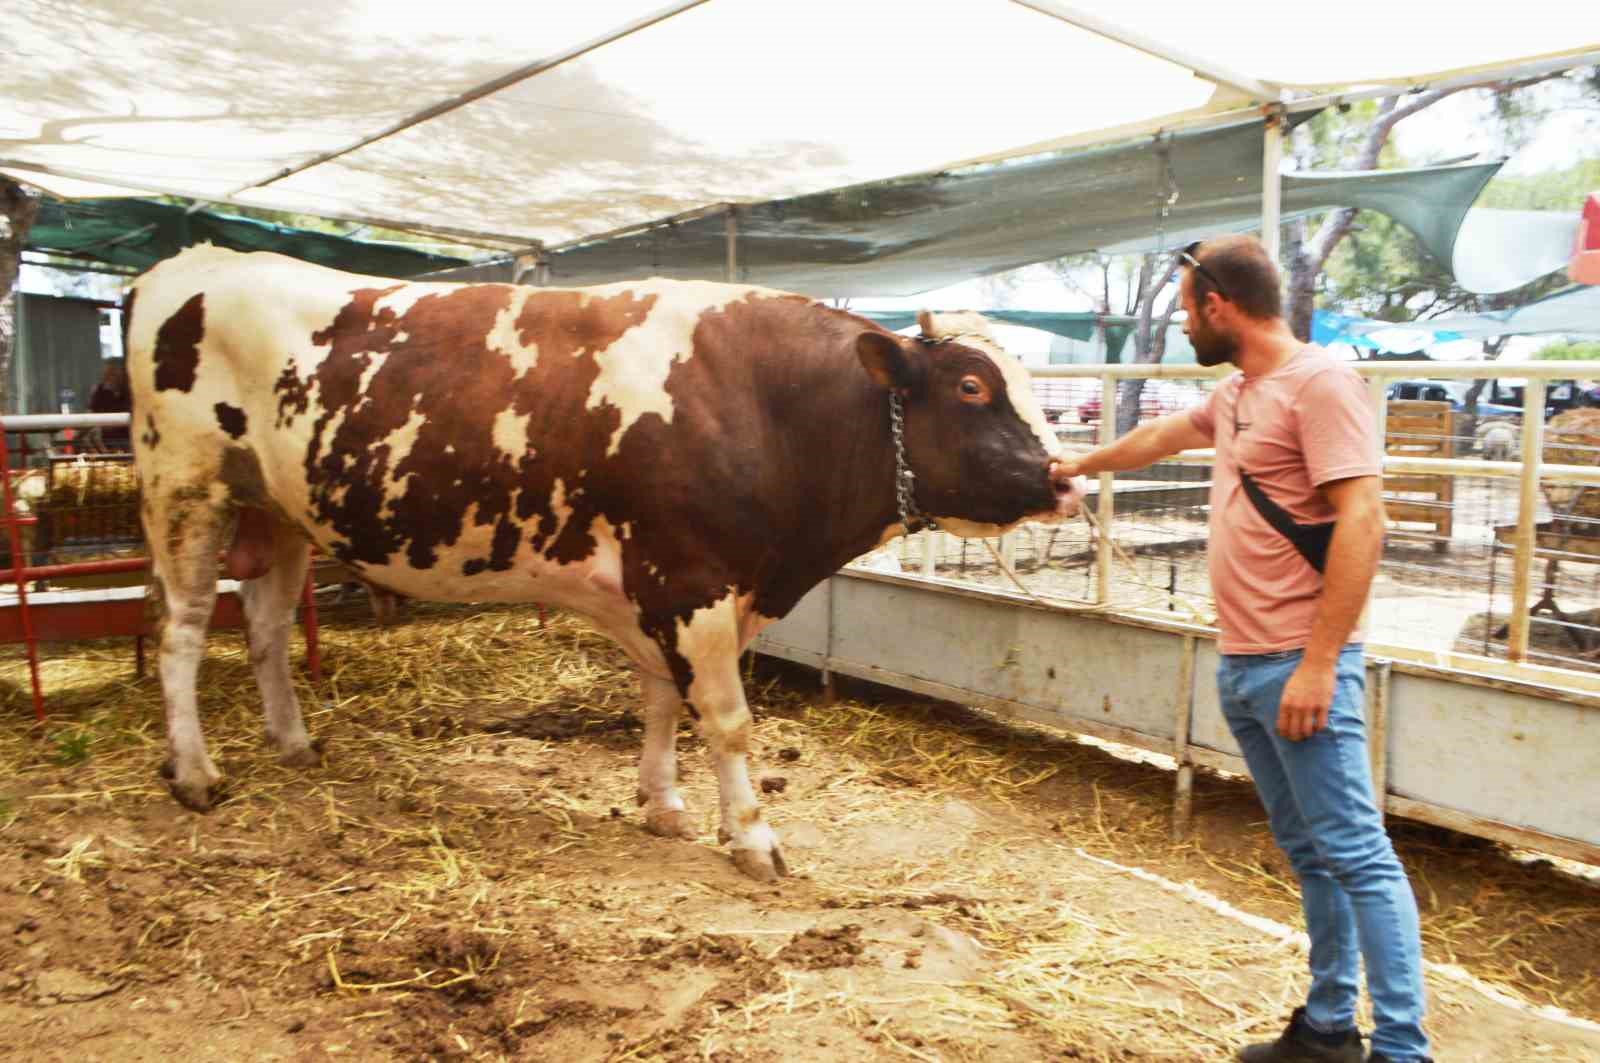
[636,672,696,839]
[671,600,787,881]
[236,514,319,768]
[144,489,228,810]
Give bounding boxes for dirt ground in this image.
[1,601,1598,1061]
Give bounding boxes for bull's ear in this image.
[856,331,917,390]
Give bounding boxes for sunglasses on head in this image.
[1180,241,1230,302]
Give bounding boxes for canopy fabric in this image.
[1450,208,1587,295]
[5,0,1593,253]
[27,198,467,277]
[531,117,1503,297]
[3,0,1229,245]
[1333,285,1600,342]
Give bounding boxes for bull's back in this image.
[126,247,795,601]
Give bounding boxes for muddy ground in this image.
[1,600,1597,1061]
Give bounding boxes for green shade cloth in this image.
[1340,284,1600,341]
[27,198,467,278]
[537,115,1503,298]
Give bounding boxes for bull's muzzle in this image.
[1049,460,1088,520]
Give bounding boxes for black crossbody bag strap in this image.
[1238,469,1334,574]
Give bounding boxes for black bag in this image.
[1238,470,1334,574]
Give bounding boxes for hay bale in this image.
[1542,409,1600,522]
[40,457,142,547]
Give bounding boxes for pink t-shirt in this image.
[1188,349,1380,654]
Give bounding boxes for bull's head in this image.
[857,310,1085,536]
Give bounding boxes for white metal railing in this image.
[1022,360,1600,667]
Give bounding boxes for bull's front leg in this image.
[670,606,788,882]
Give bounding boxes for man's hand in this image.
[1277,658,1336,741]
[1050,453,1089,483]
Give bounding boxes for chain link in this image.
[889,390,936,533]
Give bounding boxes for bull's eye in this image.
[958,375,990,404]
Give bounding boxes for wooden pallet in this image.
[1383,400,1454,551]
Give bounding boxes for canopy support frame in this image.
[1260,104,1286,262]
[1008,0,1279,103]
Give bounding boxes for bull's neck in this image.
[778,372,905,579]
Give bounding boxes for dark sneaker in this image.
[1238,1007,1364,1062]
[1368,1055,1433,1062]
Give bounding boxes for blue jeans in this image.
[1218,645,1430,1061]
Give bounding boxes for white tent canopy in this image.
[5,0,1598,252]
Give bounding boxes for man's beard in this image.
[1191,328,1238,368]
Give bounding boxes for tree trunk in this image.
[1115,378,1146,439]
[1281,91,1463,346]
[1115,267,1181,439]
[1459,334,1511,440]
[1,178,39,415]
[1284,221,1317,342]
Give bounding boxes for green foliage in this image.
[49,729,93,766]
[1298,75,1600,333]
[1533,340,1600,361]
[1318,153,1597,325]
[1320,211,1450,320]
[1478,158,1600,212]
[1300,102,1407,169]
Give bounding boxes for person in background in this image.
[88,357,132,451]
[1051,235,1431,1063]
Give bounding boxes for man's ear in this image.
[856,331,919,390]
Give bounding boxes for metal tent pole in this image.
[1261,105,1285,263]
[1007,0,1276,102]
[725,207,738,283]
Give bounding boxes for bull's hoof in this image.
[644,809,698,839]
[277,740,324,770]
[167,774,226,812]
[731,844,789,882]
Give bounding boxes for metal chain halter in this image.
[889,389,936,534]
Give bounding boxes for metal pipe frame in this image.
[1508,379,1548,662]
[1007,0,1280,103]
[0,428,45,720]
[1033,360,1600,380]
[1095,375,1117,603]
[1260,105,1285,261]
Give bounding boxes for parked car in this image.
[1385,379,1455,404]
[1385,378,1521,419]
[1472,378,1586,420]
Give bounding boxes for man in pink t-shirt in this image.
[1054,236,1430,1063]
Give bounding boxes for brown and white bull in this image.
[126,246,1081,880]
